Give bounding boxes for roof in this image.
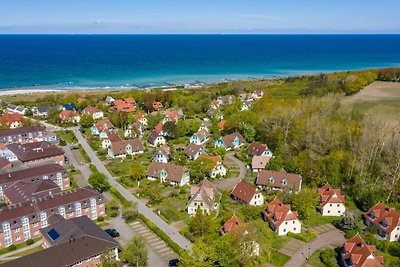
[148,130,162,144]
[94,120,114,132]
[136,113,145,120]
[220,132,245,148]
[252,156,271,170]
[189,178,217,211]
[218,120,226,130]
[340,234,384,267]
[156,145,170,157]
[198,153,222,165]
[0,158,11,169]
[365,202,400,234]
[318,183,345,207]
[147,162,186,183]
[193,129,210,142]
[220,214,245,235]
[110,138,144,155]
[231,181,260,204]
[152,101,164,109]
[256,170,302,191]
[0,113,24,125]
[2,234,118,267]
[165,110,180,122]
[262,198,299,228]
[113,98,136,112]
[0,163,66,185]
[185,143,203,158]
[0,126,46,139]
[155,122,164,133]
[4,180,61,204]
[7,141,64,162]
[247,141,269,157]
[59,110,79,119]
[41,214,118,247]
[82,106,101,115]
[62,103,76,110]
[107,134,122,142]
[36,105,50,113]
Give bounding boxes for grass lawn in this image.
[55,130,77,144]
[376,250,400,266]
[270,250,291,267]
[304,213,340,229]
[12,245,43,257]
[305,249,326,267]
[0,238,41,256]
[78,145,91,163]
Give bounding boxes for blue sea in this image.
[0,34,400,90]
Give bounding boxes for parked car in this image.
[70,145,79,150]
[168,258,179,267]
[105,228,120,238]
[79,128,86,133]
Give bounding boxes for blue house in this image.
[63,103,76,111]
[214,132,245,150]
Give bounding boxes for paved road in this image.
[62,144,92,180]
[282,229,345,267]
[72,129,192,250]
[214,152,247,190]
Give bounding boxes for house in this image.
[111,98,136,113]
[339,234,384,267]
[108,138,144,159]
[0,158,12,170]
[215,132,245,150]
[262,198,301,236]
[239,93,254,102]
[91,120,114,138]
[231,181,264,206]
[0,113,25,128]
[247,141,273,157]
[199,153,227,178]
[32,105,50,118]
[251,156,271,172]
[185,143,204,160]
[0,163,70,199]
[82,106,104,120]
[101,134,122,149]
[152,145,170,163]
[0,126,57,146]
[207,108,224,120]
[124,121,144,138]
[210,99,220,109]
[220,214,244,235]
[187,179,218,215]
[364,203,400,242]
[0,149,18,162]
[146,162,190,186]
[218,95,234,105]
[256,170,302,193]
[7,141,65,166]
[154,121,165,136]
[59,110,80,123]
[152,101,164,110]
[105,96,115,105]
[252,90,264,99]
[7,104,27,115]
[190,129,210,145]
[0,186,104,248]
[62,103,76,111]
[1,214,120,267]
[147,130,166,147]
[241,101,252,111]
[218,120,226,130]
[135,113,148,127]
[163,110,181,124]
[318,184,346,216]
[3,180,61,205]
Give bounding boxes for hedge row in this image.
[287,231,317,242]
[138,214,185,255]
[108,187,130,207]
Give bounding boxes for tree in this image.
[188,157,216,184]
[187,120,201,135]
[339,210,359,230]
[147,113,163,129]
[180,240,216,267]
[129,161,146,181]
[290,187,319,221]
[24,108,33,117]
[188,209,212,237]
[122,236,148,267]
[88,172,110,192]
[79,114,94,128]
[100,248,122,267]
[163,121,178,139]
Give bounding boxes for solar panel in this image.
[47,228,60,241]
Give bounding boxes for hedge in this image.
[138,214,185,255]
[288,231,317,242]
[108,187,130,207]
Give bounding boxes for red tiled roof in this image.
[82,106,101,115]
[220,214,245,235]
[0,158,12,170]
[155,122,164,133]
[189,178,217,211]
[199,153,222,165]
[0,163,66,185]
[59,110,79,119]
[340,234,384,267]
[95,120,114,132]
[262,198,299,228]
[318,183,345,207]
[113,98,136,113]
[247,141,268,157]
[231,181,259,204]
[0,113,25,125]
[152,101,164,110]
[4,180,61,204]
[218,120,226,130]
[146,162,186,183]
[365,202,400,234]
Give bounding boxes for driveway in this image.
[72,129,192,250]
[282,229,345,267]
[62,144,92,181]
[214,152,247,190]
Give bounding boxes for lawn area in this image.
[78,145,91,163]
[305,249,326,267]
[270,250,291,267]
[12,245,43,257]
[0,238,41,256]
[303,213,340,229]
[55,130,77,144]
[376,250,400,266]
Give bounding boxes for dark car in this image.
[168,258,179,267]
[70,145,79,150]
[79,128,86,133]
[105,228,120,238]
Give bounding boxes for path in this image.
[0,240,43,262]
[282,229,345,267]
[214,152,247,190]
[73,129,192,250]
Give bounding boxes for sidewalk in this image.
[0,240,43,261]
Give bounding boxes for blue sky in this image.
[1,0,399,33]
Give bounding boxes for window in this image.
[327,210,331,214]
[59,206,66,218]
[3,222,12,246]
[15,227,20,233]
[21,217,30,240]
[293,221,295,224]
[329,204,332,207]
[33,222,38,227]
[294,228,297,231]
[40,212,47,227]
[337,204,340,207]
[283,229,286,232]
[90,198,97,219]
[75,202,82,217]
[285,222,288,225]
[16,236,21,241]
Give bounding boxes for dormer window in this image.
[281,178,288,185]
[370,212,375,219]
[381,219,388,228]
[268,177,275,183]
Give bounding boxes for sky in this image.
[0,0,399,34]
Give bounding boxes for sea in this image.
[0,34,400,90]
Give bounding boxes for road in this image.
[282,229,345,267]
[214,152,247,190]
[72,129,192,250]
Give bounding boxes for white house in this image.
[147,130,166,147]
[256,170,302,193]
[135,114,148,127]
[185,143,204,160]
[247,141,273,158]
[82,106,104,120]
[215,132,245,150]
[187,179,218,215]
[262,198,301,236]
[231,181,264,206]
[101,134,122,149]
[108,138,144,159]
[146,162,190,186]
[152,145,170,164]
[318,184,346,216]
[189,129,210,145]
[199,153,227,178]
[365,203,400,242]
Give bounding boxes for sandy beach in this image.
[0,89,66,97]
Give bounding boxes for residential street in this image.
[214,151,247,190]
[73,129,192,250]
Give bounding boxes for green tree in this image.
[24,108,33,117]
[187,120,201,135]
[100,248,122,267]
[147,113,163,129]
[122,236,148,267]
[188,157,216,183]
[339,210,359,230]
[163,121,178,138]
[188,209,212,237]
[79,114,94,128]
[88,172,110,192]
[129,161,146,181]
[180,240,216,267]
[290,187,319,221]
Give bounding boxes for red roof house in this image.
[0,113,25,128]
[317,183,346,216]
[231,181,264,206]
[365,202,400,242]
[262,198,301,235]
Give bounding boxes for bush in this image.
[109,210,119,218]
[287,231,317,242]
[123,209,138,223]
[109,187,130,207]
[97,216,105,222]
[319,249,336,267]
[59,139,66,146]
[25,239,34,246]
[7,244,17,251]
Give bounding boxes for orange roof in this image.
[199,152,222,165]
[152,102,164,110]
[318,183,345,207]
[218,120,226,130]
[112,98,136,113]
[0,113,24,125]
[220,214,245,235]
[59,110,79,119]
[154,122,164,133]
[95,120,114,131]
[340,234,384,267]
[365,202,400,234]
[262,198,299,228]
[231,181,260,204]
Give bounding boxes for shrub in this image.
[8,244,17,251]
[287,231,317,242]
[319,249,336,267]
[97,216,105,222]
[123,209,138,223]
[109,210,119,217]
[25,239,34,246]
[59,139,66,146]
[109,187,130,206]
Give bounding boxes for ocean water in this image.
[0,34,399,90]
